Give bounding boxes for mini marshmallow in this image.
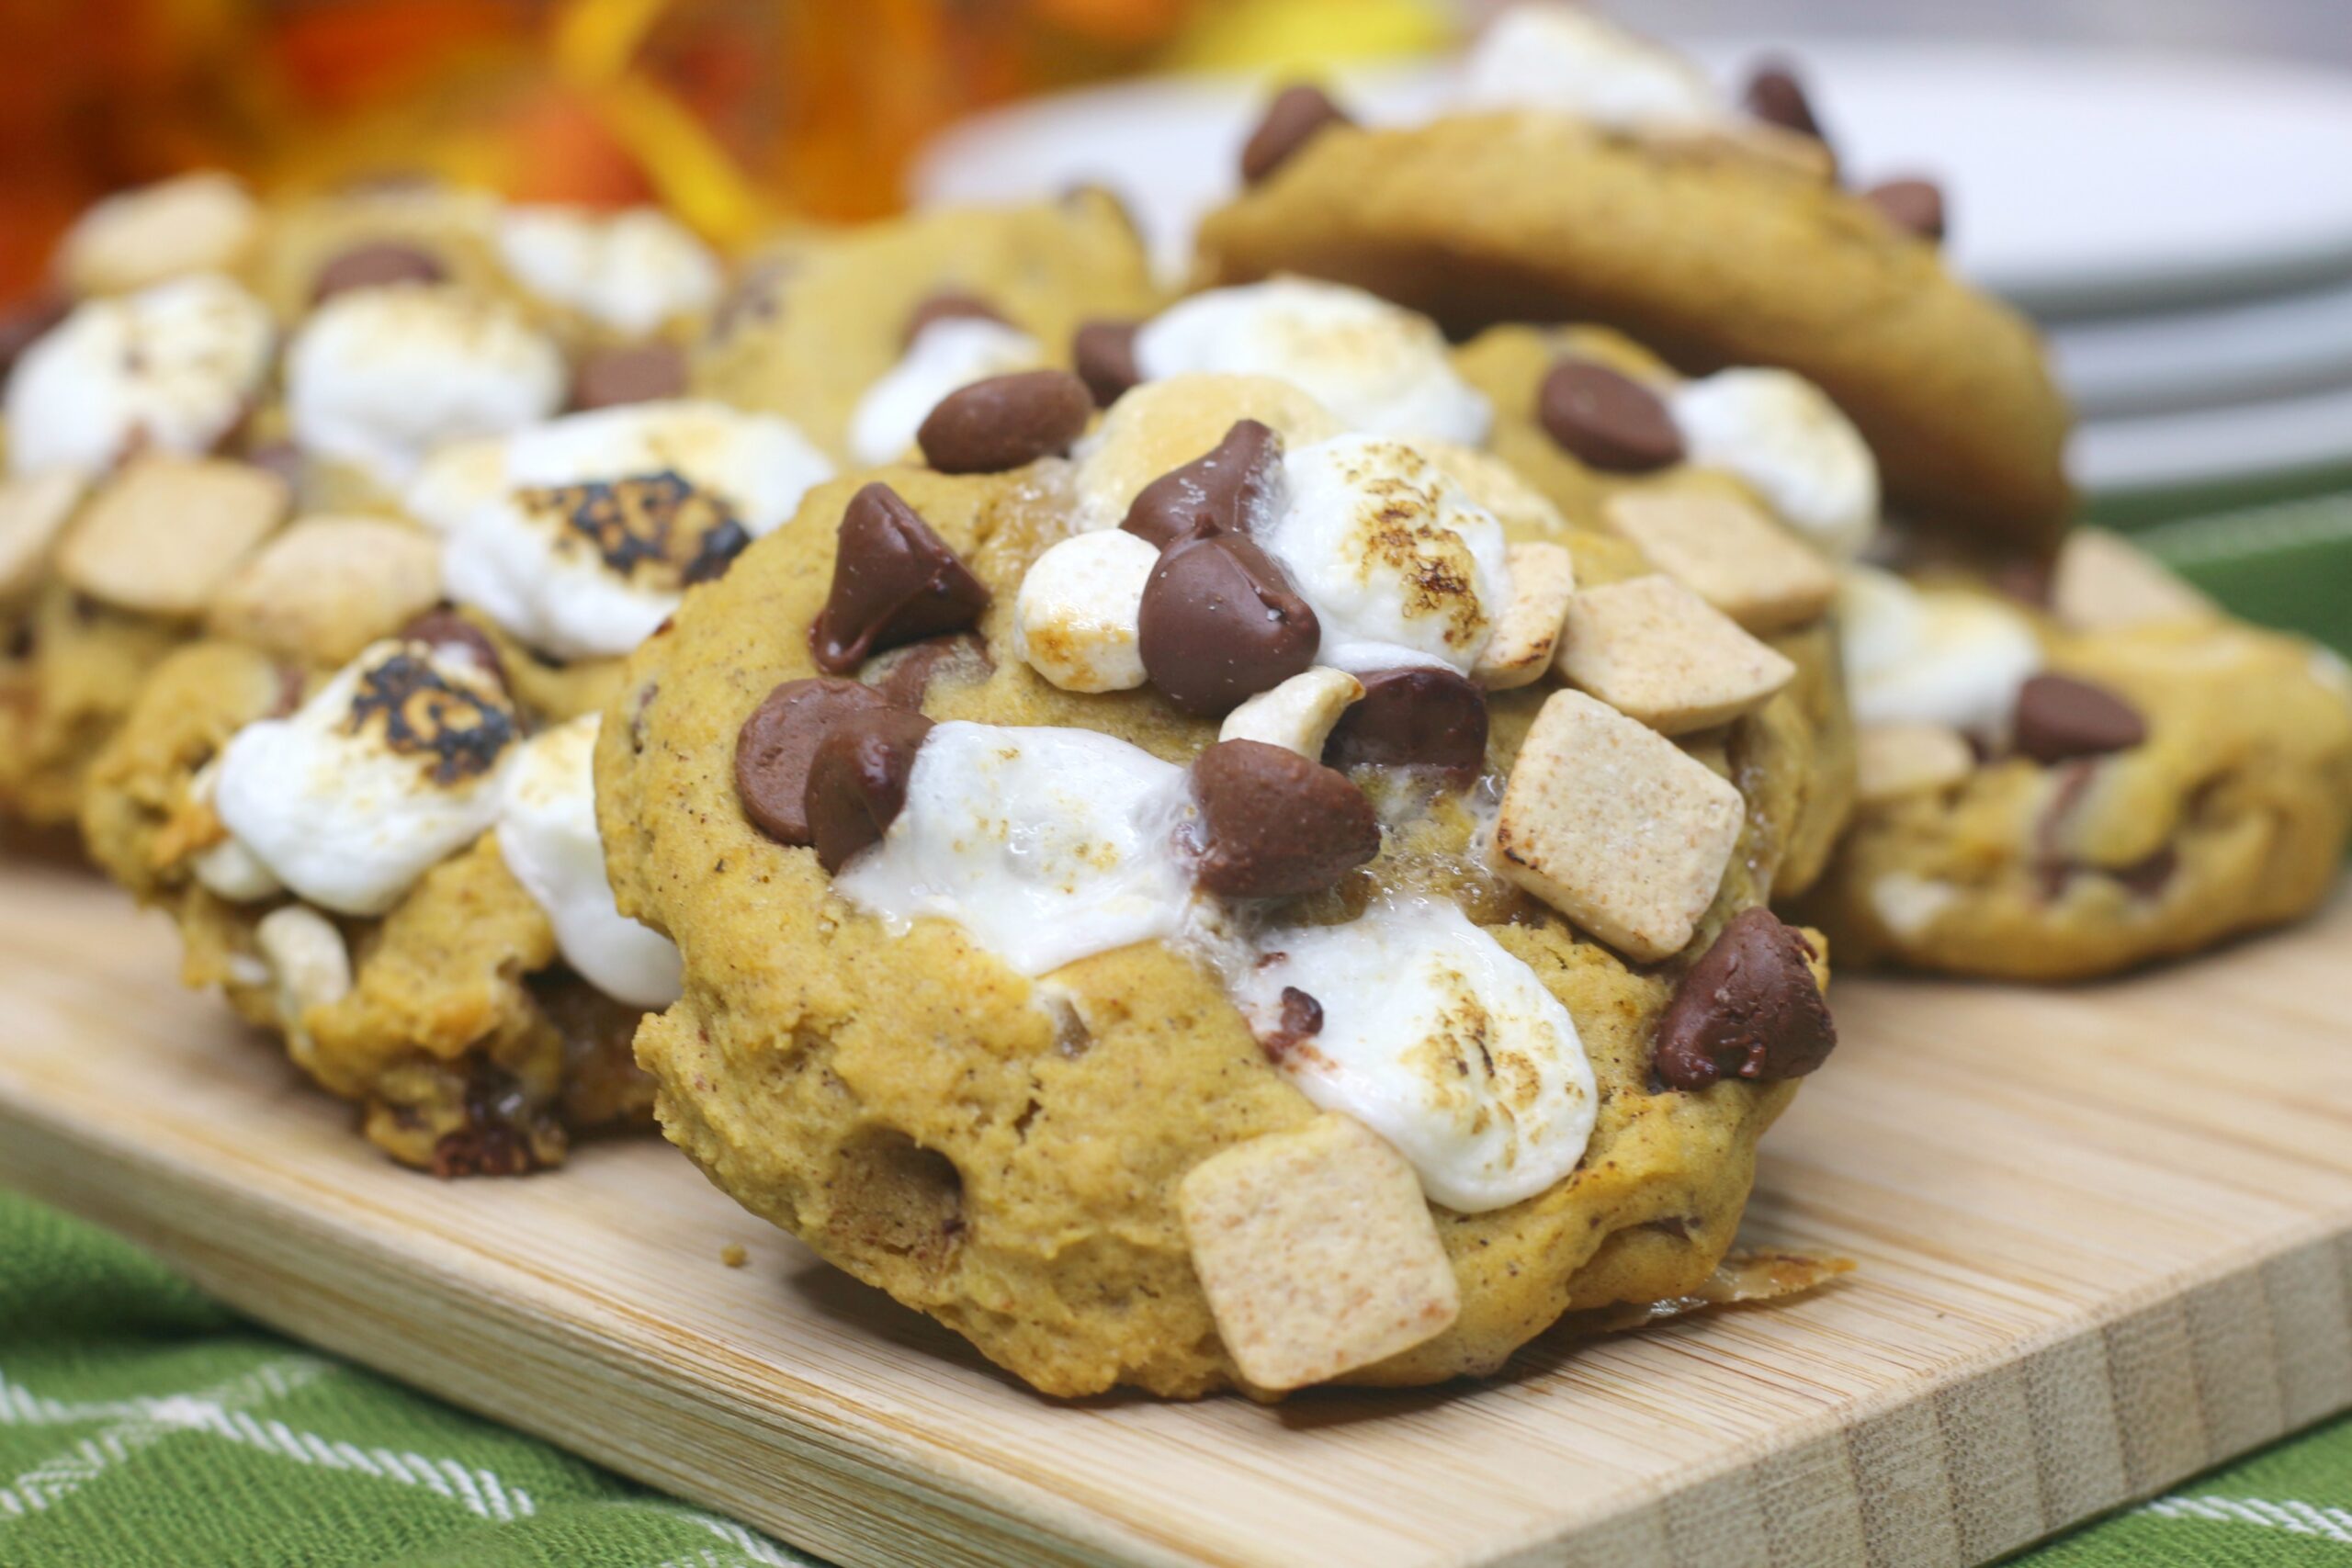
[6,274,272,479]
[1262,434,1509,674]
[254,905,353,1055]
[403,436,513,535]
[1015,528,1159,692]
[1455,4,1721,130]
[1602,488,1837,634]
[833,721,1194,976]
[286,285,565,491]
[1494,688,1746,962]
[1554,574,1795,734]
[493,206,721,336]
[1132,281,1491,446]
[212,639,520,916]
[1839,565,2043,739]
[495,715,683,1009]
[1472,541,1576,690]
[207,516,444,666]
[1179,1112,1459,1391]
[188,758,285,902]
[2050,528,2217,633]
[1235,898,1598,1212]
[1854,722,1975,805]
[57,456,289,618]
[0,471,86,602]
[1219,667,1364,756]
[848,316,1042,467]
[60,173,261,298]
[1669,369,1878,558]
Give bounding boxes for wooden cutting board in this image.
[1,857,2348,1568]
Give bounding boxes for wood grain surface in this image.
[0,859,2346,1568]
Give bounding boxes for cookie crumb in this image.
[719,1244,748,1269]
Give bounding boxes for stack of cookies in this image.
[1,1,2345,1401]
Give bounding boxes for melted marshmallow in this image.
[1840,566,2043,739]
[832,722,1195,976]
[1131,281,1490,446]
[1455,5,1720,130]
[1669,369,1879,558]
[212,639,520,916]
[286,285,565,490]
[438,400,832,660]
[5,275,271,479]
[495,715,683,1009]
[1261,434,1510,673]
[1235,898,1597,1213]
[493,206,721,336]
[847,316,1042,466]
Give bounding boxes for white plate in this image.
[2072,382,2352,497]
[2044,276,2352,419]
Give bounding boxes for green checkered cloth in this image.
[2,504,2347,1568]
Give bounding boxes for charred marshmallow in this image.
[849,316,1043,466]
[493,206,721,336]
[212,639,520,916]
[1668,369,1878,558]
[1839,565,2043,740]
[5,275,271,479]
[286,285,565,490]
[495,715,683,1009]
[1132,281,1490,446]
[1235,898,1598,1213]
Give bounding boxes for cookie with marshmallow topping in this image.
[594,373,1842,1397]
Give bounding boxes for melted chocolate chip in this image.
[1259,986,1325,1065]
[1120,420,1282,548]
[867,632,993,711]
[1653,909,1836,1091]
[2013,674,2147,763]
[1136,534,1319,716]
[808,483,991,674]
[916,369,1092,475]
[1538,360,1685,473]
[1321,667,1488,780]
[805,707,934,874]
[1072,320,1142,408]
[397,609,508,691]
[1187,739,1380,899]
[345,650,515,784]
[903,290,1007,345]
[1865,177,1948,244]
[1240,83,1352,185]
[311,241,447,303]
[736,678,894,846]
[1741,62,1827,142]
[571,340,688,412]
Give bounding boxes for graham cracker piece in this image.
[208,515,444,666]
[1855,722,1974,805]
[1602,488,1836,634]
[0,471,88,604]
[1554,574,1794,734]
[1473,541,1577,690]
[58,456,289,618]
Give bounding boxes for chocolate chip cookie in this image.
[596,373,1844,1396]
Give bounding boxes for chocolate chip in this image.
[2111,844,2178,899]
[1537,360,1685,473]
[311,242,447,303]
[1121,420,1282,549]
[1240,83,1351,185]
[2013,673,2146,762]
[1653,908,1836,1091]
[736,677,894,846]
[1187,739,1380,899]
[399,609,508,691]
[867,632,993,711]
[1136,534,1319,716]
[805,707,933,874]
[1321,667,1487,780]
[1990,553,2054,608]
[1742,62,1827,142]
[1865,177,1947,244]
[916,369,1092,475]
[681,517,751,585]
[903,290,1007,346]
[571,341,688,412]
[245,438,305,495]
[1072,320,1142,408]
[808,483,991,674]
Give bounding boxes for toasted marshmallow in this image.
[212,639,521,916]
[1132,281,1490,446]
[493,205,721,336]
[1015,528,1159,692]
[1455,5,1720,130]
[495,715,682,1009]
[1839,566,2043,740]
[5,275,271,479]
[286,285,565,490]
[1261,434,1509,673]
[848,316,1042,466]
[439,400,831,660]
[833,722,1195,976]
[403,436,512,535]
[1668,370,1878,558]
[1235,898,1597,1213]
[60,173,261,298]
[1219,667,1364,756]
